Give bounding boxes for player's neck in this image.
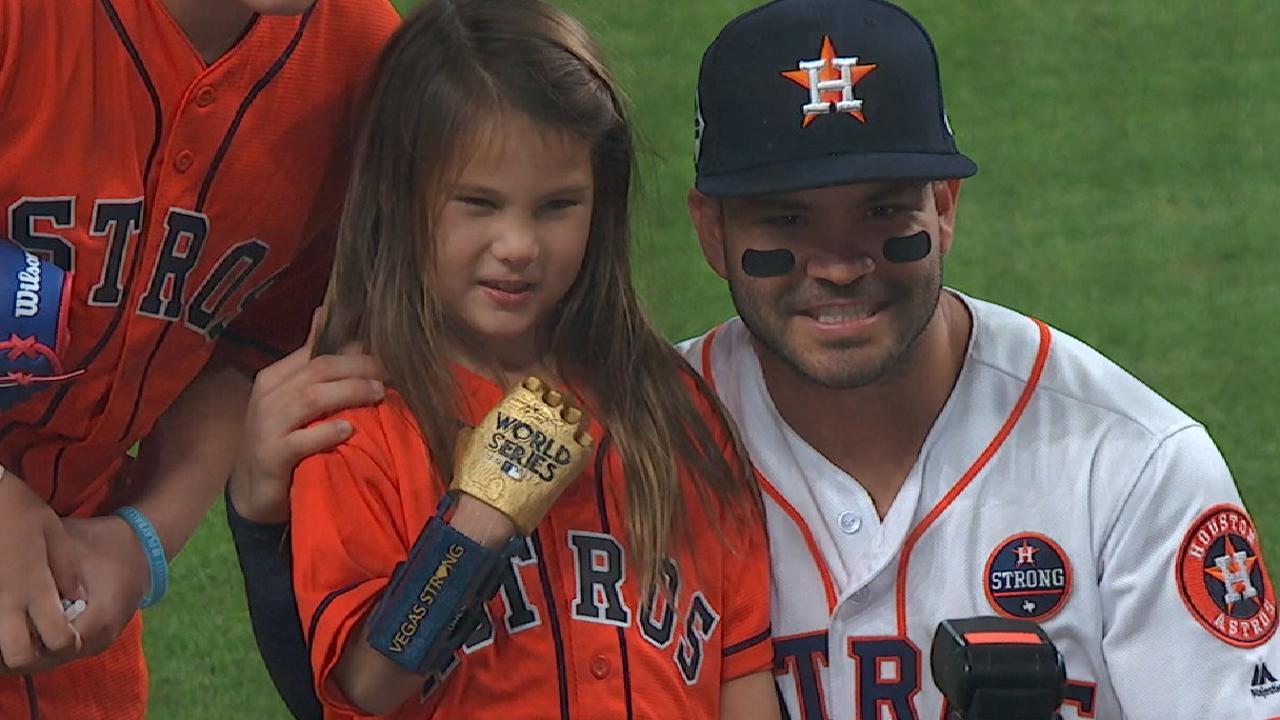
[759,291,971,517]
[162,0,257,65]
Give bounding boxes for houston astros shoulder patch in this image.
[1176,504,1276,648]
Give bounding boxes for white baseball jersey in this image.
[677,290,1280,719]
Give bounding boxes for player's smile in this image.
[775,275,919,368]
[793,297,888,339]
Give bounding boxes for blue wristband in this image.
[113,505,169,609]
[366,496,523,675]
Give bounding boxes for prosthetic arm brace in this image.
[0,240,82,410]
[365,494,524,676]
[365,377,592,677]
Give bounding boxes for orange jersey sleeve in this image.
[291,394,445,716]
[714,496,774,681]
[687,370,774,681]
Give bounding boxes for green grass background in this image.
[143,1,1280,716]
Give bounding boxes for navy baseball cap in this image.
[694,0,977,197]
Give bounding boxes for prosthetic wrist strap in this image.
[0,241,83,410]
[366,496,522,675]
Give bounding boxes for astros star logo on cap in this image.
[781,35,877,127]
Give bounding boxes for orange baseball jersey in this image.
[0,0,398,519]
[0,2,396,718]
[292,367,774,719]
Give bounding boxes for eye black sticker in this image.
[882,231,930,263]
[741,248,796,278]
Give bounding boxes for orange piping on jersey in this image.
[698,322,836,613]
[894,318,1052,637]
[757,469,838,613]
[699,323,725,395]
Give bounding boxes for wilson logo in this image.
[13,252,41,318]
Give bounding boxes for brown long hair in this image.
[317,0,756,589]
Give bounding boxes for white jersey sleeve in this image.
[1098,423,1278,716]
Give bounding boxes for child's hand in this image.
[0,469,83,674]
[451,377,593,534]
[60,515,148,658]
[228,309,384,524]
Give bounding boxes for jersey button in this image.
[173,150,195,173]
[838,511,862,535]
[589,654,611,679]
[195,86,217,107]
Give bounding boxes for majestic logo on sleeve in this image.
[1177,504,1276,648]
[1252,661,1280,698]
[781,36,877,127]
[984,533,1072,621]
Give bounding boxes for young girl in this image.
[289,1,780,718]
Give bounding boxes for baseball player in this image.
[0,0,396,716]
[679,0,1279,717]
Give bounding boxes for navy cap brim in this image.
[696,150,977,197]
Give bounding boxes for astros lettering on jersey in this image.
[0,1,397,717]
[679,291,1279,719]
[0,0,397,515]
[291,366,773,719]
